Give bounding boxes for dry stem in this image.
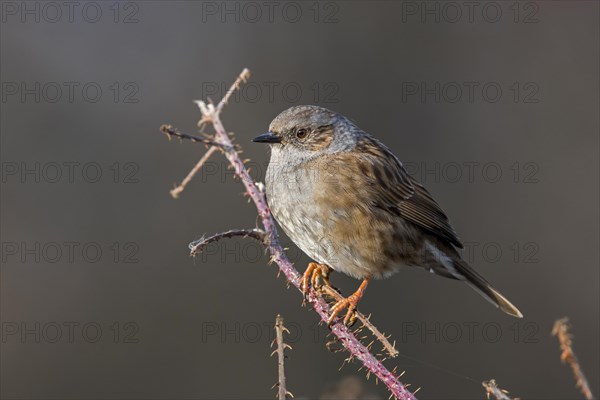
[189,229,267,253]
[552,318,594,400]
[170,146,218,198]
[482,379,516,400]
[272,314,293,400]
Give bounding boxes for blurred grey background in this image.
[1,1,598,399]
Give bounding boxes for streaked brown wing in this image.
[399,176,463,248]
[354,135,463,249]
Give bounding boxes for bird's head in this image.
[253,106,359,159]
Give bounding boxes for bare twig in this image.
[163,68,416,400]
[482,379,515,400]
[170,146,218,199]
[552,318,594,400]
[189,229,267,254]
[215,68,251,113]
[272,315,293,400]
[160,124,223,199]
[161,124,232,150]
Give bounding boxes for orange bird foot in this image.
[327,277,370,326]
[302,262,332,302]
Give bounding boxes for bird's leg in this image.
[327,277,370,326]
[302,262,332,302]
[302,262,318,301]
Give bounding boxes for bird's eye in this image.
[296,128,308,139]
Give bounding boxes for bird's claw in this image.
[302,262,332,304]
[303,264,367,328]
[327,277,370,327]
[327,294,360,326]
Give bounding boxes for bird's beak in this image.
[252,132,281,143]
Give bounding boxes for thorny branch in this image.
[482,379,516,400]
[552,318,594,400]
[190,229,267,254]
[162,68,416,399]
[272,314,293,400]
[161,124,235,151]
[169,145,218,199]
[320,285,398,358]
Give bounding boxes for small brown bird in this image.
[254,105,522,324]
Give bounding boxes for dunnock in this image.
[254,105,522,324]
